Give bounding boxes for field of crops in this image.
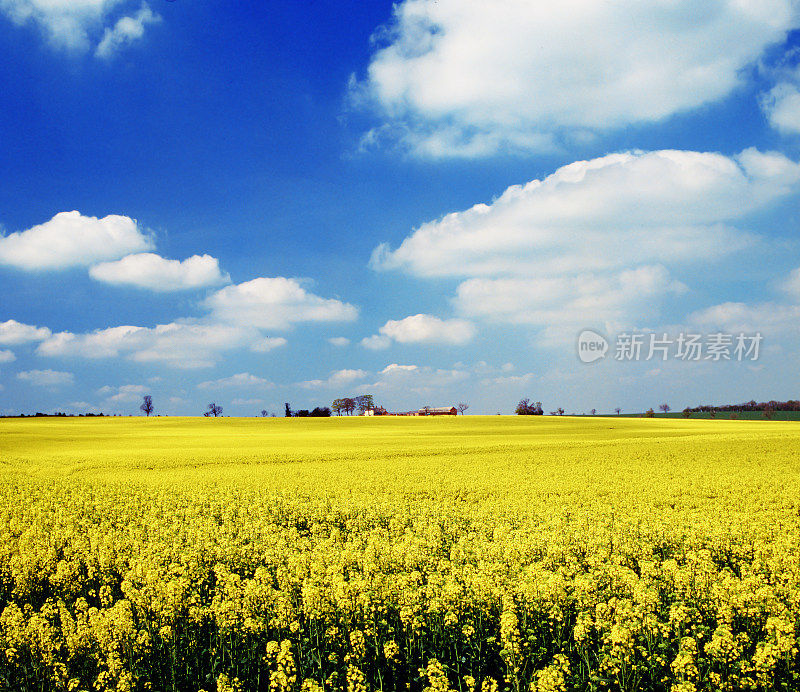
[1,416,799,692]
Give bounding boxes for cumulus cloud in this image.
[373,149,798,279]
[250,337,288,353]
[363,314,476,348]
[205,277,358,330]
[360,334,392,350]
[89,252,229,291]
[298,368,368,389]
[782,267,800,297]
[17,369,74,386]
[689,302,800,336]
[328,336,351,347]
[0,0,160,55]
[98,383,147,402]
[455,265,686,343]
[37,321,255,369]
[0,319,51,345]
[364,363,469,395]
[197,373,273,390]
[0,211,153,271]
[353,0,797,156]
[761,83,800,134]
[34,275,355,367]
[0,349,16,363]
[372,149,800,341]
[95,2,159,58]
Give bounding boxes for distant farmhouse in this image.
[359,404,458,416]
[379,406,457,416]
[419,406,458,416]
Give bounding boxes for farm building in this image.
[418,406,458,416]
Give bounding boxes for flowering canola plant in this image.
[0,415,799,691]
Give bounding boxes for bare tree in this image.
[140,395,154,417]
[659,403,671,415]
[590,408,597,415]
[457,402,469,415]
[556,407,565,416]
[614,407,622,415]
[206,402,222,417]
[261,409,268,417]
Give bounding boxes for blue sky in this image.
[2,0,800,416]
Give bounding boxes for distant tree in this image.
[556,407,565,416]
[659,403,671,415]
[645,408,655,418]
[614,407,622,415]
[206,402,222,417]
[590,408,597,415]
[682,407,692,418]
[294,409,310,417]
[284,403,292,418]
[457,402,469,415]
[515,398,544,415]
[140,395,154,417]
[764,406,775,420]
[261,410,269,417]
[355,394,375,413]
[331,399,344,416]
[342,398,356,415]
[422,405,432,416]
[310,406,331,417]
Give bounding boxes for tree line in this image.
[331,394,375,415]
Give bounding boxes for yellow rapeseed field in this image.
[1,415,799,692]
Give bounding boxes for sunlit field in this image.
[1,416,799,692]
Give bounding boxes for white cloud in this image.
[205,277,358,330]
[66,401,99,413]
[328,336,350,347]
[0,211,153,271]
[762,82,800,134]
[455,265,686,343]
[372,149,800,342]
[381,363,417,374]
[360,334,392,350]
[37,320,255,369]
[34,274,350,368]
[89,253,229,291]
[95,2,159,58]
[365,313,476,347]
[99,383,147,402]
[0,319,51,345]
[197,372,273,390]
[364,363,469,396]
[783,266,800,297]
[17,369,74,386]
[0,0,159,55]
[482,373,536,387]
[373,149,798,279]
[299,368,368,389]
[250,337,288,353]
[0,349,15,363]
[690,302,800,336]
[354,0,797,157]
